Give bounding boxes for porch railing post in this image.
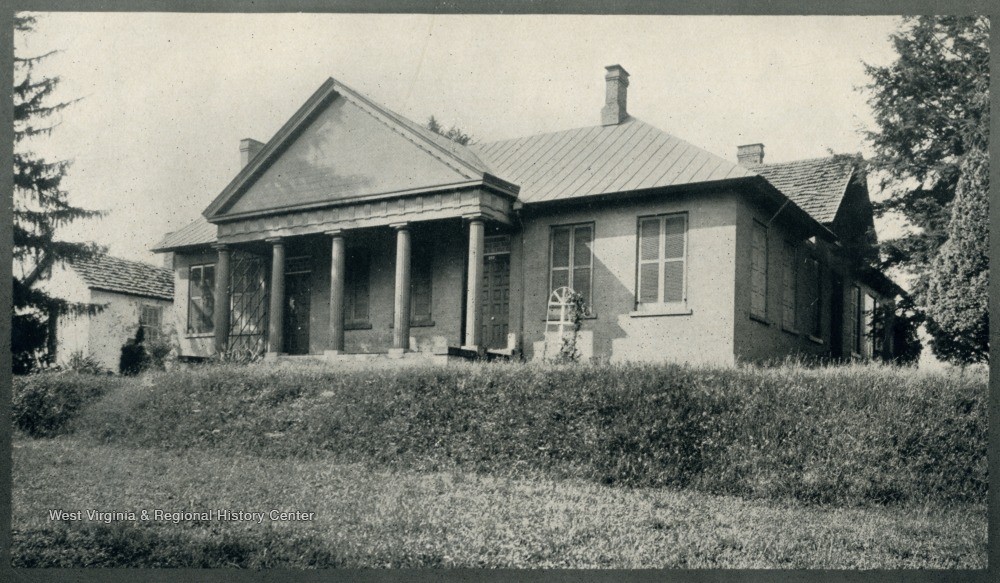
[266,238,285,356]
[391,223,411,354]
[212,244,231,355]
[327,230,346,354]
[464,216,485,350]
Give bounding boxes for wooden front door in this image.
[481,253,510,350]
[283,271,311,355]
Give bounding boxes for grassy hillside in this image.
[16,361,985,507]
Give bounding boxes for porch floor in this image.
[267,347,514,368]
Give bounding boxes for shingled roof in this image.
[748,157,855,224]
[69,254,174,301]
[472,117,756,204]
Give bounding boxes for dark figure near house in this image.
[119,325,149,375]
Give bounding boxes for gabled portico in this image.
[200,77,518,359]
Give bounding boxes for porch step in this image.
[269,350,468,368]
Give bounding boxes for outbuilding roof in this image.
[748,156,855,224]
[472,117,756,204]
[69,254,174,301]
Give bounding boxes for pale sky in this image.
[17,13,903,265]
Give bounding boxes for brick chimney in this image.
[240,138,265,168]
[737,143,765,166]
[601,64,630,126]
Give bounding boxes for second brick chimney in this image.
[240,138,265,168]
[737,143,765,166]
[601,64,630,126]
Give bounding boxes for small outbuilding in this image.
[38,254,174,371]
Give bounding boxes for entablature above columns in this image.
[214,188,513,245]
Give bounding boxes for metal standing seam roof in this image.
[152,86,854,252]
[470,117,757,204]
[748,157,855,224]
[69,254,174,301]
[151,216,217,252]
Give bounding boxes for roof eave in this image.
[87,286,173,302]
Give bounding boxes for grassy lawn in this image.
[13,436,986,569]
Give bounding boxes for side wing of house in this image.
[734,155,904,363]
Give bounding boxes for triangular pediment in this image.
[208,80,494,219]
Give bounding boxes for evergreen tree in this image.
[924,143,989,363]
[863,15,989,362]
[13,13,104,373]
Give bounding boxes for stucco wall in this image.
[169,224,469,357]
[172,249,218,358]
[83,290,173,371]
[518,190,739,365]
[334,225,466,354]
[732,196,834,363]
[731,195,894,364]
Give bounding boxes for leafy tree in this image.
[863,15,989,362]
[13,13,104,373]
[426,115,474,145]
[863,16,988,276]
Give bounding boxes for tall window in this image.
[550,223,594,311]
[345,248,370,327]
[803,256,822,338]
[781,242,797,330]
[140,304,163,341]
[410,243,433,325]
[636,214,686,306]
[187,264,215,334]
[850,285,862,354]
[750,221,768,319]
[863,293,877,358]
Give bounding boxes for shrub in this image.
[67,362,987,506]
[12,373,123,437]
[65,351,110,375]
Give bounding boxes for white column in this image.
[212,244,231,355]
[464,217,485,349]
[266,238,285,356]
[327,230,345,354]
[391,223,411,355]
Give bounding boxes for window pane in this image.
[203,265,215,292]
[573,225,592,267]
[551,268,569,293]
[663,216,685,259]
[573,266,591,307]
[639,218,660,261]
[411,249,432,321]
[347,250,370,322]
[551,227,571,268]
[639,263,659,303]
[663,261,684,303]
[190,266,202,293]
